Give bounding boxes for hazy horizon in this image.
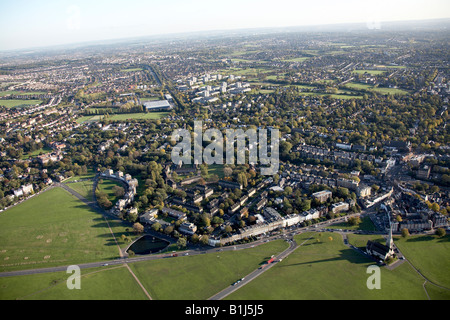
[1,0,449,52]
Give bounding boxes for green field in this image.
[394,234,450,289]
[0,187,125,272]
[0,265,148,300]
[345,82,409,95]
[226,232,448,300]
[283,57,309,62]
[21,147,53,160]
[128,240,289,300]
[63,168,96,183]
[66,177,124,204]
[352,70,387,75]
[0,91,46,97]
[0,239,289,300]
[76,112,169,122]
[0,99,43,108]
[120,68,143,72]
[107,112,169,121]
[327,216,377,231]
[297,92,363,99]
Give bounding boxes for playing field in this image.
[394,234,450,289]
[344,82,409,95]
[0,265,148,300]
[21,147,53,160]
[0,99,43,108]
[107,112,169,120]
[0,187,124,272]
[66,178,123,203]
[352,70,387,75]
[226,232,448,300]
[0,91,46,97]
[128,240,289,300]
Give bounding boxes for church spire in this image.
[386,221,394,251]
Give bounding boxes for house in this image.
[219,180,243,190]
[331,202,349,214]
[139,209,158,225]
[417,165,431,180]
[264,207,281,219]
[357,185,372,198]
[255,198,267,211]
[312,190,332,202]
[162,207,187,221]
[179,222,197,235]
[204,188,214,198]
[228,202,241,214]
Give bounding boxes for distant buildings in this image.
[143,100,172,112]
[218,180,243,190]
[14,184,34,198]
[417,165,431,180]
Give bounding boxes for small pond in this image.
[127,235,170,255]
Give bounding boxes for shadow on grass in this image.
[279,248,374,268]
[405,234,450,243]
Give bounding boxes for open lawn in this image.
[0,99,43,108]
[120,68,143,72]
[0,265,148,300]
[63,168,96,183]
[76,115,96,124]
[226,232,440,300]
[327,216,377,231]
[107,112,169,121]
[76,112,169,122]
[297,92,363,99]
[345,82,409,95]
[66,177,124,204]
[0,187,124,272]
[282,57,309,62]
[352,70,387,75]
[394,234,450,289]
[128,240,289,300]
[0,91,47,97]
[204,164,225,180]
[21,147,53,160]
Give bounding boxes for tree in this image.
[401,228,410,238]
[284,186,293,196]
[430,203,440,213]
[177,237,187,249]
[164,225,174,235]
[133,222,144,234]
[223,166,233,178]
[200,235,209,245]
[435,228,446,238]
[151,222,162,232]
[347,216,361,226]
[113,185,125,197]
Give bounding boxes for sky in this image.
[0,0,449,51]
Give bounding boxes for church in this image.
[366,223,395,261]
